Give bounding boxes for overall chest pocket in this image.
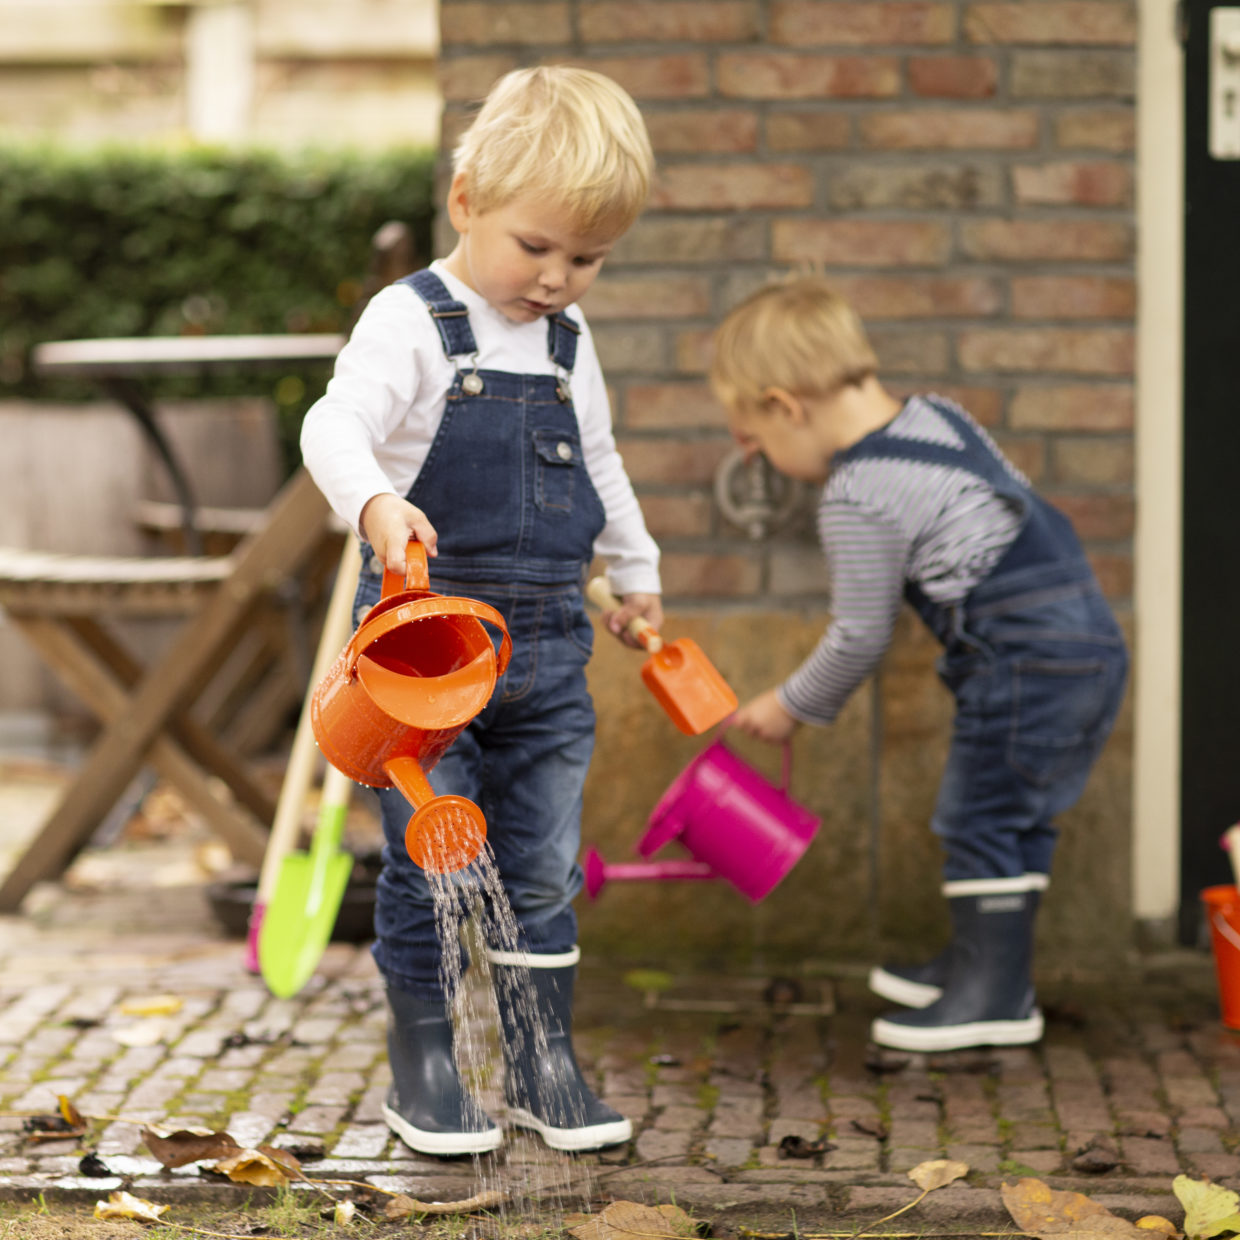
[533,429,582,513]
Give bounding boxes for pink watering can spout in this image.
[582,847,714,899]
[582,733,821,904]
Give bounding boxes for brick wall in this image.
[436,0,1136,967]
[437,0,1137,612]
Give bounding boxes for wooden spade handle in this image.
[585,577,663,653]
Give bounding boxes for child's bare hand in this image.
[731,689,800,744]
[605,592,664,650]
[359,493,438,572]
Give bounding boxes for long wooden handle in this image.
[585,577,663,652]
[256,537,363,902]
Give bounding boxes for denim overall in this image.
[840,397,1129,883]
[354,270,607,1001]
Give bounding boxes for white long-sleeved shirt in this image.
[777,395,1026,726]
[300,261,661,596]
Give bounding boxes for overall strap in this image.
[400,270,478,360]
[842,396,1024,503]
[546,311,579,373]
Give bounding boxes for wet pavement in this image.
[0,756,1236,1231]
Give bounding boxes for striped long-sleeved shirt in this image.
[777,394,1027,726]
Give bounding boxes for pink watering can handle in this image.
[717,722,794,790]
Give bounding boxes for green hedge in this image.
[0,144,436,469]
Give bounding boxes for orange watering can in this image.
[311,539,511,874]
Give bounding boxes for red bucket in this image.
[1202,885,1240,1030]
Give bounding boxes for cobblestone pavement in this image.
[1,764,1237,1231]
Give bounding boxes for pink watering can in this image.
[584,734,820,904]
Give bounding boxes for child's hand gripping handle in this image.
[586,577,664,653]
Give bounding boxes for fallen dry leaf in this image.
[1002,1177,1148,1239]
[1173,1175,1240,1239]
[120,994,184,1018]
[142,1125,240,1168]
[779,1133,834,1159]
[58,1095,86,1128]
[1137,1217,1181,1237]
[111,1018,173,1047]
[94,1191,169,1222]
[21,1111,87,1142]
[568,1199,694,1240]
[909,1158,969,1191]
[213,1147,295,1187]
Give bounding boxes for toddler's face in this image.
[728,398,834,486]
[445,187,621,324]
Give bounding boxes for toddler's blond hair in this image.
[711,275,879,415]
[453,66,653,236]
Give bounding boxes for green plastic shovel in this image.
[258,762,356,998]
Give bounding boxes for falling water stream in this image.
[423,822,599,1226]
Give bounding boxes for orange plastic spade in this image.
[586,578,738,736]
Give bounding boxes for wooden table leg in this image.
[0,469,330,911]
[12,616,270,865]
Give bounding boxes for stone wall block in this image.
[907,54,999,98]
[770,2,958,46]
[645,108,760,154]
[765,110,853,151]
[578,1,760,43]
[959,218,1133,262]
[1011,275,1136,319]
[963,3,1137,45]
[718,53,901,99]
[957,327,1135,375]
[773,219,952,266]
[860,109,1040,149]
[439,3,572,45]
[1012,160,1134,206]
[1011,50,1135,98]
[1055,108,1136,151]
[1009,384,1135,430]
[652,163,815,211]
[829,162,1004,210]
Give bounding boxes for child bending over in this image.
[710,276,1127,1053]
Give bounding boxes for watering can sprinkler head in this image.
[407,795,487,873]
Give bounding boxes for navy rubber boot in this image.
[871,884,1044,1052]
[868,947,953,1009]
[382,987,502,1156]
[868,876,1046,1009]
[490,951,632,1152]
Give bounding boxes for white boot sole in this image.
[383,1103,503,1156]
[871,1009,1044,1052]
[505,1105,632,1152]
[867,967,943,1009]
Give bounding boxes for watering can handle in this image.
[348,594,513,677]
[717,722,793,792]
[381,539,430,599]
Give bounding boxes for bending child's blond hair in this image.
[453,66,653,236]
[711,275,879,414]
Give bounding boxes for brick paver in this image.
[1,792,1238,1229]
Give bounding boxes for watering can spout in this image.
[311,539,510,875]
[582,847,715,899]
